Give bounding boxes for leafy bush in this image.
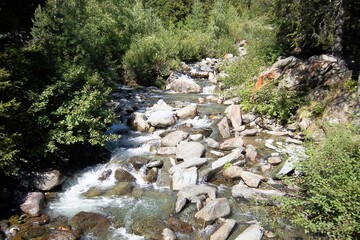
[281,124,360,239]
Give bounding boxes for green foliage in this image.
[281,125,360,239]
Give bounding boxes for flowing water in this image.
[47,64,309,239]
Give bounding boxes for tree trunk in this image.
[332,0,345,58]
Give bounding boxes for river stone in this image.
[190,134,203,141]
[104,182,133,196]
[232,183,285,200]
[172,167,198,191]
[114,169,135,182]
[131,217,166,240]
[166,75,201,93]
[45,231,78,240]
[145,168,158,183]
[210,150,224,157]
[176,141,206,160]
[219,136,244,150]
[240,171,265,188]
[157,147,177,155]
[212,148,243,171]
[217,117,231,139]
[147,111,177,128]
[20,192,46,217]
[70,212,111,236]
[225,105,242,130]
[162,228,176,240]
[176,184,217,212]
[210,219,236,240]
[169,158,207,175]
[240,128,259,136]
[129,156,150,170]
[162,130,189,147]
[32,169,64,191]
[128,112,150,132]
[267,156,282,165]
[167,217,193,233]
[98,169,112,181]
[177,103,197,119]
[149,99,174,112]
[146,160,163,168]
[207,138,220,149]
[223,166,243,180]
[83,187,104,198]
[245,145,257,161]
[235,224,264,240]
[195,198,231,223]
[241,113,256,124]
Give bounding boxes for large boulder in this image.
[128,112,150,132]
[70,212,111,236]
[20,192,46,217]
[172,167,198,191]
[157,147,177,155]
[224,105,242,130]
[131,217,166,240]
[114,169,135,182]
[177,104,197,119]
[232,183,285,200]
[32,169,64,191]
[162,131,189,147]
[240,171,265,188]
[195,198,231,222]
[162,228,176,240]
[147,111,177,128]
[176,184,217,213]
[223,166,243,180]
[219,136,244,150]
[167,217,193,233]
[166,75,201,93]
[176,141,206,161]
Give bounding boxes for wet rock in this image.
[162,228,176,240]
[23,226,50,239]
[195,198,231,223]
[172,167,198,191]
[210,219,236,240]
[131,217,166,240]
[219,137,244,150]
[98,169,112,181]
[104,182,133,196]
[32,169,64,191]
[241,113,256,124]
[128,112,150,132]
[177,104,197,119]
[70,212,111,236]
[225,105,242,130]
[157,147,177,155]
[212,148,244,171]
[207,138,220,149]
[162,131,189,147]
[240,171,265,188]
[267,156,282,165]
[45,230,79,240]
[245,145,257,161]
[169,158,207,175]
[147,111,177,128]
[167,217,193,233]
[217,117,231,139]
[195,224,219,240]
[166,75,201,93]
[145,168,158,183]
[20,192,46,217]
[232,183,285,200]
[223,166,243,180]
[26,215,50,226]
[176,141,206,161]
[114,169,135,182]
[128,156,150,170]
[83,187,104,198]
[235,224,263,240]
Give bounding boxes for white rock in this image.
[235,224,264,240]
[210,219,236,240]
[177,104,197,119]
[212,148,243,170]
[162,131,189,147]
[169,158,207,175]
[147,111,176,128]
[195,198,231,222]
[176,141,206,161]
[240,171,265,188]
[172,167,198,190]
[217,117,231,139]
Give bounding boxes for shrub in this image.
[281,124,360,239]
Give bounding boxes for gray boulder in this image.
[162,228,176,240]
[157,147,177,155]
[245,145,258,161]
[169,158,207,175]
[240,171,265,188]
[166,75,201,93]
[176,184,217,213]
[223,166,243,180]
[210,219,236,240]
[176,141,206,161]
[217,117,231,139]
[207,138,220,149]
[232,183,285,200]
[224,105,242,130]
[147,111,176,128]
[32,169,64,191]
[195,198,231,222]
[177,104,197,119]
[162,131,189,147]
[172,167,198,191]
[128,112,150,132]
[20,192,46,216]
[212,148,243,171]
[219,137,244,150]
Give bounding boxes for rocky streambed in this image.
[2,57,311,240]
